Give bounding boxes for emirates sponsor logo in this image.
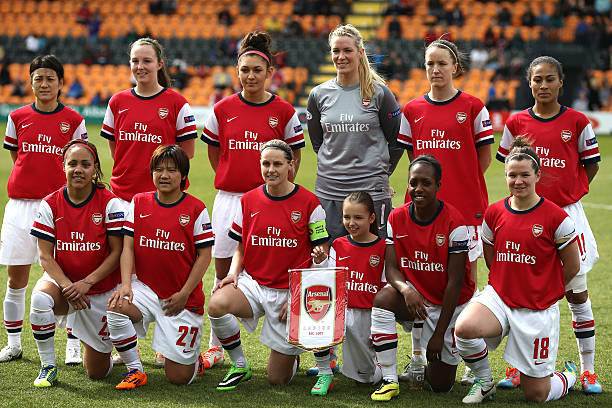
[92,213,103,225]
[304,285,332,321]
[179,214,190,226]
[435,233,446,246]
[362,98,371,107]
[158,107,169,119]
[268,116,278,128]
[561,130,572,142]
[290,210,302,223]
[456,112,467,123]
[369,254,380,267]
[532,224,543,237]
[60,122,70,134]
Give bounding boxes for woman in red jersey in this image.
[200,31,304,368]
[454,137,580,403]
[496,56,602,394]
[29,140,124,387]
[1,55,87,364]
[397,39,493,382]
[206,139,328,391]
[369,155,473,401]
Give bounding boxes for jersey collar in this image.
[504,196,545,214]
[155,191,187,207]
[131,87,167,100]
[424,90,462,106]
[238,92,275,107]
[262,184,299,201]
[527,105,567,122]
[62,184,97,208]
[31,102,65,115]
[409,200,444,226]
[347,235,382,247]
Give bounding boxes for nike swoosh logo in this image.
[55,217,64,222]
[338,256,350,261]
[21,123,33,128]
[118,108,129,114]
[182,350,192,354]
[414,116,424,123]
[357,370,367,375]
[227,116,238,122]
[534,361,546,365]
[494,225,502,232]
[451,350,458,354]
[250,211,260,217]
[395,234,409,239]
[139,214,152,218]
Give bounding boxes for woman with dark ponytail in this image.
[200,31,305,370]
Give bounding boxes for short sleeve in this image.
[4,115,18,151]
[481,218,493,245]
[175,102,198,142]
[121,199,136,237]
[193,207,214,248]
[105,197,126,236]
[100,101,116,141]
[228,203,244,242]
[31,200,55,242]
[308,204,328,245]
[201,108,220,146]
[72,118,88,141]
[448,225,469,253]
[283,112,306,149]
[397,107,413,150]
[554,216,576,250]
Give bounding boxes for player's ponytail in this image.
[329,24,385,99]
[425,38,466,78]
[344,191,379,236]
[62,139,105,189]
[506,136,541,173]
[238,31,274,67]
[129,38,172,88]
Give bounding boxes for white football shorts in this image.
[130,278,203,366]
[472,285,560,378]
[563,200,598,276]
[341,307,378,383]
[236,270,304,356]
[0,198,41,265]
[212,190,243,259]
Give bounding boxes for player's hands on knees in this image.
[62,280,91,302]
[311,246,328,264]
[108,285,133,309]
[401,286,429,320]
[162,291,189,316]
[279,301,289,322]
[214,274,238,292]
[69,294,90,310]
[426,331,444,362]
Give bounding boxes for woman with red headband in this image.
[200,30,305,370]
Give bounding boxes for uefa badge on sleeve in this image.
[179,214,190,226]
[60,121,70,134]
[92,213,103,225]
[269,116,279,128]
[158,107,169,119]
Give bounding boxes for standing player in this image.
[495,56,602,394]
[1,55,87,364]
[29,140,124,387]
[200,30,305,370]
[206,140,329,391]
[370,155,474,401]
[454,137,580,403]
[311,191,386,396]
[106,145,213,389]
[101,37,197,367]
[397,39,493,384]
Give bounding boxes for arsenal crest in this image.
[290,210,302,223]
[435,233,446,246]
[158,107,169,119]
[60,122,70,134]
[532,224,543,237]
[362,98,371,107]
[92,213,103,225]
[179,214,190,226]
[456,112,467,124]
[269,116,279,128]
[561,130,572,142]
[304,285,332,321]
[369,255,380,267]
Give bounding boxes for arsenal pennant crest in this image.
[269,116,279,128]
[435,233,446,246]
[561,130,572,142]
[60,122,70,134]
[456,112,467,123]
[158,107,169,119]
[92,213,103,225]
[179,214,190,226]
[532,224,543,237]
[362,98,371,107]
[290,210,302,223]
[304,285,332,321]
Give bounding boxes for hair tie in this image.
[506,152,539,167]
[238,50,271,65]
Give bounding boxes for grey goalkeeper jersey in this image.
[307,79,402,201]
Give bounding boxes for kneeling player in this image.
[207,140,329,390]
[370,155,475,401]
[454,137,580,403]
[107,145,213,389]
[29,140,124,387]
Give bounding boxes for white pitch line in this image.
[582,202,612,211]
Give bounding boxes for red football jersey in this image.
[398,92,494,225]
[101,88,197,201]
[330,235,386,309]
[497,107,601,207]
[229,185,329,289]
[4,103,87,199]
[31,186,124,294]
[482,197,576,310]
[387,201,474,306]
[123,192,213,314]
[202,93,305,193]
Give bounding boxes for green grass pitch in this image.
[0,123,610,407]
